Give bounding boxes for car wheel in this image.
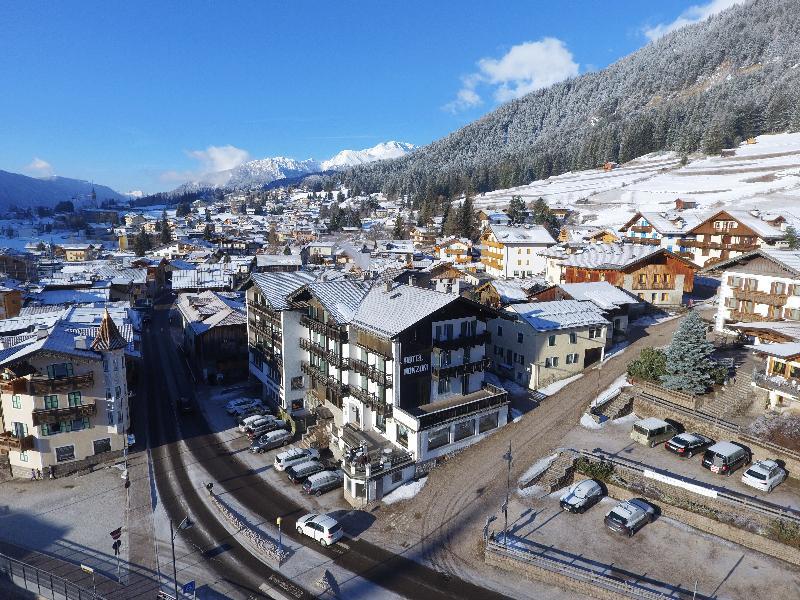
[320,539,327,547]
[315,490,322,497]
[296,526,303,534]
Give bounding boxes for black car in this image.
[664,432,714,458]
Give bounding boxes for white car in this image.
[296,513,343,547]
[559,479,603,513]
[274,447,320,472]
[230,402,266,418]
[741,459,787,492]
[238,414,268,433]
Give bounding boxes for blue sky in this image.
[0,1,745,193]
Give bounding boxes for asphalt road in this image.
[142,308,505,600]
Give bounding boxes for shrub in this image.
[575,457,614,482]
[767,519,800,549]
[627,347,667,382]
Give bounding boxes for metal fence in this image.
[0,552,106,600]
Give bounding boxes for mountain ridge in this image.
[0,170,125,210]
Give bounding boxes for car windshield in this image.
[607,511,627,525]
[746,469,767,480]
[573,484,588,499]
[328,524,342,534]
[633,424,650,436]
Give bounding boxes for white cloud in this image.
[160,144,250,185]
[444,38,579,113]
[25,157,54,177]
[643,0,747,41]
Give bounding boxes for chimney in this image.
[384,280,392,292]
[74,335,88,350]
[35,325,48,340]
[408,275,415,287]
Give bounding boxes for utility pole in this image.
[276,517,283,567]
[502,442,513,547]
[171,516,193,600]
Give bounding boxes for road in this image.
[142,308,505,599]
[385,315,686,591]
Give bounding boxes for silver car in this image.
[559,479,603,513]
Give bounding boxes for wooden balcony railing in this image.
[247,301,282,327]
[0,372,95,396]
[32,402,96,427]
[299,337,349,369]
[629,226,652,233]
[300,315,348,343]
[301,362,349,398]
[350,358,393,387]
[0,431,34,452]
[631,280,675,291]
[732,288,788,306]
[753,372,800,397]
[432,357,491,379]
[728,310,780,323]
[623,236,661,246]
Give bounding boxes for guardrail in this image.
[0,551,106,600]
[572,448,800,524]
[485,538,701,600]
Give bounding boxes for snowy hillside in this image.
[475,132,800,229]
[322,141,414,170]
[227,157,320,188]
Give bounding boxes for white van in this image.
[274,447,320,472]
[630,417,677,447]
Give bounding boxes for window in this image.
[638,274,647,284]
[93,438,112,455]
[435,325,441,340]
[427,427,450,451]
[454,420,475,442]
[460,321,468,338]
[497,325,503,337]
[527,248,531,254]
[392,471,403,484]
[18,451,28,462]
[479,412,499,433]
[48,363,74,379]
[397,423,409,448]
[661,293,669,302]
[11,395,21,409]
[71,417,90,432]
[566,353,579,364]
[44,395,58,409]
[517,260,522,266]
[518,354,525,365]
[569,332,577,344]
[68,392,82,407]
[55,445,76,463]
[548,335,556,346]
[517,332,524,343]
[103,359,109,372]
[545,357,559,368]
[12,422,27,438]
[113,359,119,371]
[115,386,122,400]
[437,377,452,395]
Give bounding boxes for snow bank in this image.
[382,477,427,505]
[590,374,629,408]
[511,408,524,423]
[518,453,558,487]
[580,413,603,430]
[538,373,583,397]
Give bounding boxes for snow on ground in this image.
[580,413,603,430]
[510,408,523,423]
[590,374,629,408]
[472,132,800,230]
[603,341,629,361]
[485,371,528,395]
[537,373,583,397]
[632,312,681,327]
[382,477,427,505]
[518,453,558,488]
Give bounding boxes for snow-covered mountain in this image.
[321,141,414,171]
[172,141,414,192]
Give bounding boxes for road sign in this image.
[110,527,122,540]
[182,580,195,594]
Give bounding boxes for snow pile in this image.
[611,412,639,426]
[537,373,583,396]
[518,453,558,487]
[382,477,427,505]
[580,413,603,430]
[209,492,288,563]
[590,374,629,408]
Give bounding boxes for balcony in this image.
[299,337,349,370]
[623,236,661,246]
[0,431,34,452]
[301,362,349,398]
[629,225,653,233]
[300,315,348,343]
[247,301,282,327]
[416,382,508,429]
[432,330,491,351]
[0,372,95,396]
[349,384,381,410]
[32,402,97,427]
[732,288,788,306]
[251,344,283,370]
[753,372,800,397]
[340,424,413,478]
[351,358,393,387]
[631,280,675,291]
[677,238,758,252]
[728,310,780,323]
[432,357,491,379]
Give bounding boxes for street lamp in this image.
[502,442,512,547]
[171,515,193,600]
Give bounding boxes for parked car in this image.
[248,419,288,439]
[230,401,266,418]
[250,429,293,453]
[604,498,657,536]
[285,459,326,484]
[741,459,787,492]
[295,513,343,547]
[225,398,259,414]
[630,418,677,448]
[664,432,714,458]
[559,479,604,513]
[302,470,345,496]
[702,441,751,476]
[275,447,320,472]
[239,414,271,433]
[242,416,274,434]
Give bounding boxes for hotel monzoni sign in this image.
[401,353,430,377]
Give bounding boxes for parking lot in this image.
[198,385,351,517]
[507,486,800,599]
[562,412,800,510]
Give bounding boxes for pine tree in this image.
[159,211,171,244]
[133,226,150,257]
[203,223,213,240]
[283,245,292,255]
[785,226,800,250]
[507,195,526,224]
[661,312,716,394]
[458,194,476,240]
[392,215,406,239]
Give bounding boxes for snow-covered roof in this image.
[558,281,641,310]
[352,283,456,338]
[630,211,699,235]
[702,248,800,277]
[171,268,235,291]
[747,341,800,359]
[249,271,316,311]
[507,300,609,331]
[296,280,370,324]
[489,224,555,245]
[176,291,246,335]
[559,243,670,270]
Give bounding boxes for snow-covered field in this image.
[473,132,800,230]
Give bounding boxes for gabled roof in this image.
[700,248,800,277]
[506,300,609,331]
[559,243,697,271]
[620,211,699,236]
[248,271,316,311]
[687,209,784,240]
[290,280,370,324]
[558,282,641,310]
[352,283,457,338]
[488,224,555,245]
[747,341,800,360]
